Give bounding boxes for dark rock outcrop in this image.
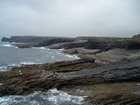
[1,36,76,49]
[3,36,140,51]
[35,38,75,47]
[48,39,140,51]
[1,37,10,42]
[84,39,140,51]
[84,39,109,50]
[1,36,75,48]
[48,40,87,49]
[62,57,140,83]
[126,41,140,49]
[1,36,45,43]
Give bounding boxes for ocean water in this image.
[0,42,79,71]
[0,42,92,105]
[0,89,91,105]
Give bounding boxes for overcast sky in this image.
[0,0,140,38]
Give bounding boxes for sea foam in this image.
[66,54,80,59]
[2,44,14,47]
[0,88,87,105]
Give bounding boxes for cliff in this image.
[1,36,75,48]
[1,36,75,44]
[1,36,45,43]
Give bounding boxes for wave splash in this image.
[0,89,88,105]
[1,43,17,48]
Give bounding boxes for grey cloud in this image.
[0,0,139,37]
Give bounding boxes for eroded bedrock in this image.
[63,48,140,63]
[61,82,140,105]
[0,57,140,104]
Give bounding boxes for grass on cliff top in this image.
[132,34,140,41]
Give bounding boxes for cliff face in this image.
[1,36,45,43]
[35,38,75,47]
[1,37,11,42]
[1,36,75,44]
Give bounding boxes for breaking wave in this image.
[0,89,89,105]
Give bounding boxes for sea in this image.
[0,42,92,105]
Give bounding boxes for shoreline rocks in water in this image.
[0,57,140,104]
[0,35,140,104]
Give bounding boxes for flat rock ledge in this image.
[0,57,140,104]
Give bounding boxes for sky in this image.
[0,0,140,38]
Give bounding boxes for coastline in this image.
[0,36,140,104]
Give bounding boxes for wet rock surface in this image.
[61,83,140,105]
[64,48,140,63]
[0,57,140,104]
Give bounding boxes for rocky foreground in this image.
[0,55,140,104]
[1,35,140,105]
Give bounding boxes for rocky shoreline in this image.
[1,35,140,104]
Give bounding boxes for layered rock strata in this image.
[0,58,140,104]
